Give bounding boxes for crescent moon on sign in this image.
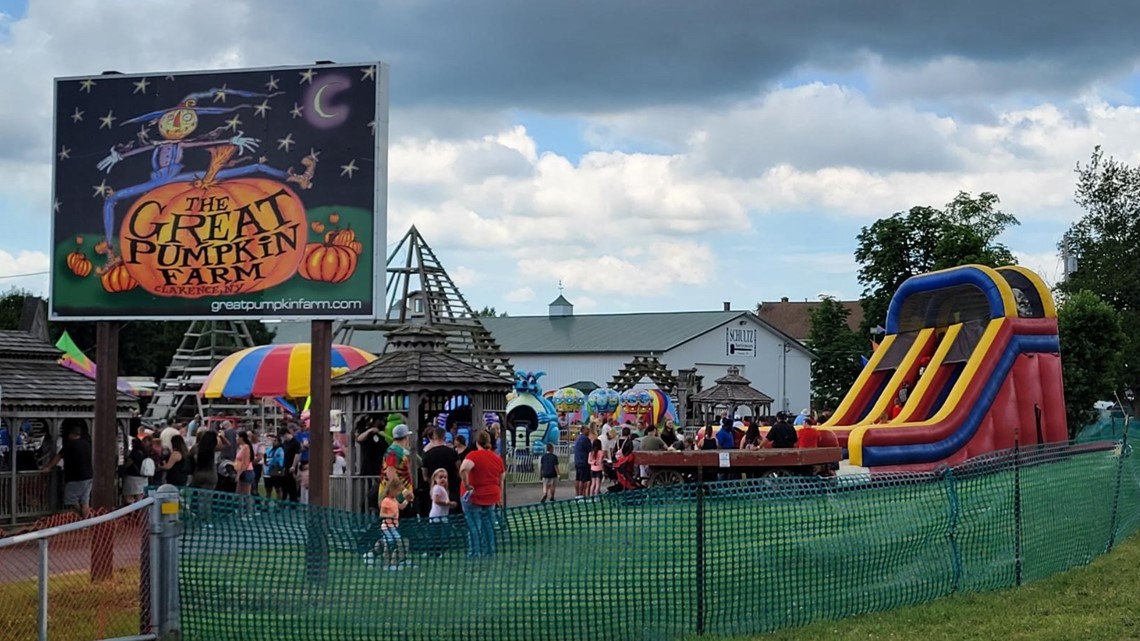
[314,84,335,119]
[303,74,350,129]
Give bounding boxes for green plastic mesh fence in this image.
[176,440,1140,641]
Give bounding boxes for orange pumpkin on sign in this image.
[100,263,137,293]
[119,178,306,298]
[299,243,357,283]
[67,251,92,277]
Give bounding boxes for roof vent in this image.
[780,296,789,303]
[722,301,731,312]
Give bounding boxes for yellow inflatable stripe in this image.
[894,323,963,423]
[821,333,897,429]
[855,328,935,427]
[848,318,1005,465]
[996,265,1057,318]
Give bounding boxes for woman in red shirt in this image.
[459,431,505,558]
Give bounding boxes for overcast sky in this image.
[4,0,1140,316]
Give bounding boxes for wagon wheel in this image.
[761,468,793,478]
[649,468,685,487]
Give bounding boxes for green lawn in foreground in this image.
[744,530,1140,641]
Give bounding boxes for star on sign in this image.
[79,79,95,93]
[92,179,110,198]
[266,75,279,91]
[165,75,176,81]
[308,148,321,161]
[299,69,315,85]
[70,108,84,124]
[340,159,358,178]
[277,133,295,151]
[361,66,376,81]
[224,115,242,131]
[367,120,377,136]
[214,84,228,103]
[58,146,71,161]
[132,77,150,94]
[99,111,116,130]
[253,100,271,118]
[53,199,60,213]
[290,103,303,119]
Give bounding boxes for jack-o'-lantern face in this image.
[158,104,198,140]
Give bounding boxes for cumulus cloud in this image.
[0,250,50,296]
[504,287,535,303]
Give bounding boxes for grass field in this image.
[747,530,1140,641]
[172,447,1140,641]
[0,566,141,641]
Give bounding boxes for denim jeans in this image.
[466,504,497,558]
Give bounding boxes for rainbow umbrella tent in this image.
[200,343,377,400]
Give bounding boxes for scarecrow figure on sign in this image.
[93,87,318,265]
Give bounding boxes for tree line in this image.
[807,147,1137,437]
[0,291,276,383]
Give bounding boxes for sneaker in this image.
[399,560,414,568]
[384,565,402,572]
[362,552,375,566]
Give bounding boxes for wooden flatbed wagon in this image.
[632,448,845,487]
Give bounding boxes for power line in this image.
[0,271,47,280]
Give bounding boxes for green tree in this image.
[855,191,1019,333]
[475,306,507,318]
[1057,290,1126,437]
[1060,147,1140,413]
[807,296,865,410]
[0,290,276,381]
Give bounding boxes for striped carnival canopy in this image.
[200,343,376,400]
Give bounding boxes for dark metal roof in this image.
[480,311,813,355]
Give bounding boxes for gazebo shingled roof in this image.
[332,325,511,392]
[690,366,775,405]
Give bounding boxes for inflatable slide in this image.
[821,265,1067,472]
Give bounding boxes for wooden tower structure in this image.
[143,321,258,423]
[337,226,513,378]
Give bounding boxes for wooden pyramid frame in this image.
[609,355,679,394]
[336,226,513,379]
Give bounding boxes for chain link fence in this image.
[0,502,152,641]
[170,435,1139,641]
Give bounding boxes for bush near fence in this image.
[175,440,1139,641]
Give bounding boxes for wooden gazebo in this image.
[689,366,774,425]
[330,325,512,511]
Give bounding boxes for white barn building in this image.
[485,296,813,413]
[272,295,815,415]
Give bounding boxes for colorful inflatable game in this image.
[821,265,1067,472]
[506,371,561,453]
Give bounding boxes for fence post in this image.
[1105,418,1131,553]
[37,538,48,641]
[150,485,182,640]
[695,464,705,636]
[1013,430,1023,587]
[942,468,962,594]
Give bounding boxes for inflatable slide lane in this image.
[821,265,1068,472]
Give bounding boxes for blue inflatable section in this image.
[884,266,1010,335]
[861,333,1059,467]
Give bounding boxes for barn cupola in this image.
[549,294,573,318]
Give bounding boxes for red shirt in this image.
[466,449,505,507]
[797,426,820,448]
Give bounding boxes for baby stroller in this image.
[607,450,644,492]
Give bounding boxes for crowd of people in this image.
[358,419,506,571]
[568,410,836,497]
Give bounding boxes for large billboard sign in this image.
[50,62,388,320]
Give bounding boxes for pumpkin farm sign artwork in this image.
[50,63,387,319]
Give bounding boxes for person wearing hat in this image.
[383,424,416,518]
[763,412,798,449]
